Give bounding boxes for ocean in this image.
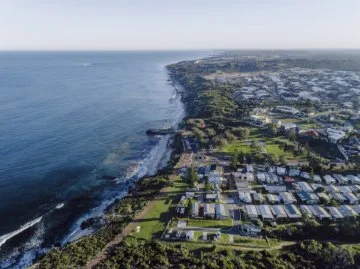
[0,51,207,268]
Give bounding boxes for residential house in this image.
[215,204,227,219]
[204,203,216,218]
[338,205,358,217]
[245,205,258,219]
[258,205,274,221]
[343,192,359,204]
[309,205,331,220]
[327,207,344,220]
[284,204,302,219]
[271,205,288,219]
[297,192,319,205]
[280,192,297,204]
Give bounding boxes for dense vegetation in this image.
[35,176,168,268]
[95,237,360,269]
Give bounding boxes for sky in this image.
[0,0,359,50]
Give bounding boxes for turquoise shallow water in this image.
[0,51,207,268]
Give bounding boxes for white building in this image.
[204,203,216,218]
[313,175,322,183]
[327,185,340,193]
[245,205,258,219]
[327,207,344,220]
[331,192,347,203]
[289,169,301,177]
[333,174,348,184]
[258,205,274,220]
[208,172,223,185]
[266,194,281,204]
[239,192,252,204]
[298,181,313,193]
[300,205,314,218]
[264,185,287,193]
[192,202,199,217]
[300,172,311,180]
[323,175,336,185]
[276,167,287,176]
[216,204,227,219]
[280,192,297,204]
[284,204,302,219]
[343,192,359,204]
[308,205,331,220]
[271,205,287,219]
[253,192,265,203]
[338,205,358,217]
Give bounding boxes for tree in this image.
[204,177,211,192]
[287,129,296,142]
[206,128,216,137]
[231,149,239,171]
[188,166,198,188]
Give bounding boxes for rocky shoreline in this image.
[31,67,186,269]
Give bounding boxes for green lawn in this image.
[185,218,233,229]
[133,175,188,240]
[233,236,269,248]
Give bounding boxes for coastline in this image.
[25,66,186,269]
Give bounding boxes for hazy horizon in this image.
[1,0,359,50]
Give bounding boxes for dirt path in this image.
[85,199,157,269]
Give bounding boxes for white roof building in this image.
[333,174,348,184]
[338,205,358,217]
[257,173,266,183]
[204,203,216,217]
[284,204,302,219]
[351,205,360,214]
[258,205,274,220]
[308,205,331,220]
[327,207,344,219]
[289,169,301,177]
[271,205,287,218]
[300,205,314,217]
[192,202,199,217]
[343,192,359,204]
[338,186,353,193]
[323,175,336,185]
[327,185,340,193]
[276,167,287,176]
[311,183,323,191]
[327,128,346,143]
[347,175,360,184]
[245,205,258,219]
[239,192,252,204]
[300,172,311,180]
[298,181,313,193]
[253,192,265,203]
[264,185,287,193]
[331,192,347,203]
[317,192,330,201]
[313,175,322,183]
[280,192,297,204]
[208,172,223,185]
[266,194,281,204]
[216,204,227,219]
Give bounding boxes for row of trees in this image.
[94,236,360,269]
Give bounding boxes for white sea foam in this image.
[0,223,45,269]
[0,217,42,249]
[55,203,64,210]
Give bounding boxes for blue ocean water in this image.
[0,51,207,268]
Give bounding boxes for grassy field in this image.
[232,236,269,248]
[185,218,233,229]
[132,175,188,240]
[220,128,306,161]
